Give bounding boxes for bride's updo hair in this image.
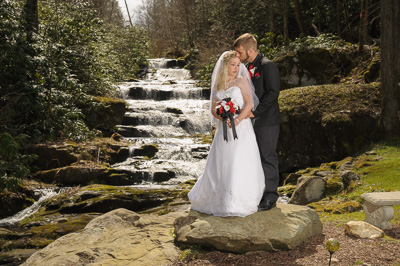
[216,51,237,91]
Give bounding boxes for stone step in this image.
[127,86,210,100]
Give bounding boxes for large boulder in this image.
[174,204,322,253]
[278,83,381,173]
[288,176,326,205]
[22,208,181,266]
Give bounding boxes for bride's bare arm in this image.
[235,78,254,125]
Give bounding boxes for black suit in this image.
[249,53,281,202]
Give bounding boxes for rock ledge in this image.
[174,203,322,253]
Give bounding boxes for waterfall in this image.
[0,188,62,226]
[113,58,211,185]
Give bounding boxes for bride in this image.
[188,51,265,217]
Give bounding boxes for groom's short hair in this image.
[233,33,257,52]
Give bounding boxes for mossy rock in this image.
[308,198,343,214]
[133,144,159,158]
[283,173,301,185]
[29,213,98,238]
[278,185,296,197]
[336,157,355,170]
[81,96,127,136]
[331,200,363,214]
[21,185,185,221]
[278,83,381,174]
[325,175,344,195]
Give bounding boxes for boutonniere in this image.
[250,67,257,76]
[254,72,260,77]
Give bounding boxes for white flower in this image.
[233,104,238,109]
[224,105,230,111]
[216,105,221,109]
[221,100,226,106]
[250,68,255,75]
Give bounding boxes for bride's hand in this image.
[246,112,254,118]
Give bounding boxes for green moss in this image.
[325,175,344,195]
[331,200,363,214]
[29,214,96,238]
[279,83,381,120]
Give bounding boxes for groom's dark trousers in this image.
[254,125,280,202]
[249,53,281,203]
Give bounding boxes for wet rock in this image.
[108,147,130,164]
[27,144,78,171]
[33,165,150,187]
[0,190,36,219]
[288,176,326,205]
[344,221,384,239]
[174,204,322,253]
[22,209,181,266]
[33,165,107,186]
[26,185,182,217]
[133,144,158,158]
[128,86,145,99]
[117,125,152,137]
[166,107,183,114]
[153,171,176,183]
[0,249,37,266]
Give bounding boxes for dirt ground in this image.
[171,222,400,265]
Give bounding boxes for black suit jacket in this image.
[249,53,281,127]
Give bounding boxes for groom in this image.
[234,33,281,211]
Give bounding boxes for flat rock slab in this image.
[22,208,181,266]
[361,191,400,205]
[174,203,322,253]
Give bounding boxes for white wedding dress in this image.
[188,86,265,217]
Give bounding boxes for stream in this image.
[0,58,211,226]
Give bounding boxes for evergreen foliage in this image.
[0,0,149,191]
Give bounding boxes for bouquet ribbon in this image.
[222,114,238,142]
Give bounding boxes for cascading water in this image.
[113,58,211,185]
[0,188,62,226]
[0,59,211,226]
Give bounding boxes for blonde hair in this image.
[233,33,257,52]
[216,51,237,91]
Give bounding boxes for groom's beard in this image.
[241,50,249,63]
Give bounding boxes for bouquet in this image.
[215,96,241,141]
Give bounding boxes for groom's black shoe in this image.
[258,199,276,211]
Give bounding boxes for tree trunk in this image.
[282,0,289,44]
[380,0,400,139]
[268,0,275,33]
[124,0,134,27]
[23,0,38,41]
[293,0,306,37]
[336,0,341,37]
[359,0,369,51]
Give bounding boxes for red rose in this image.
[255,72,260,77]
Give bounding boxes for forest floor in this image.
[171,221,400,265]
[171,141,400,265]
